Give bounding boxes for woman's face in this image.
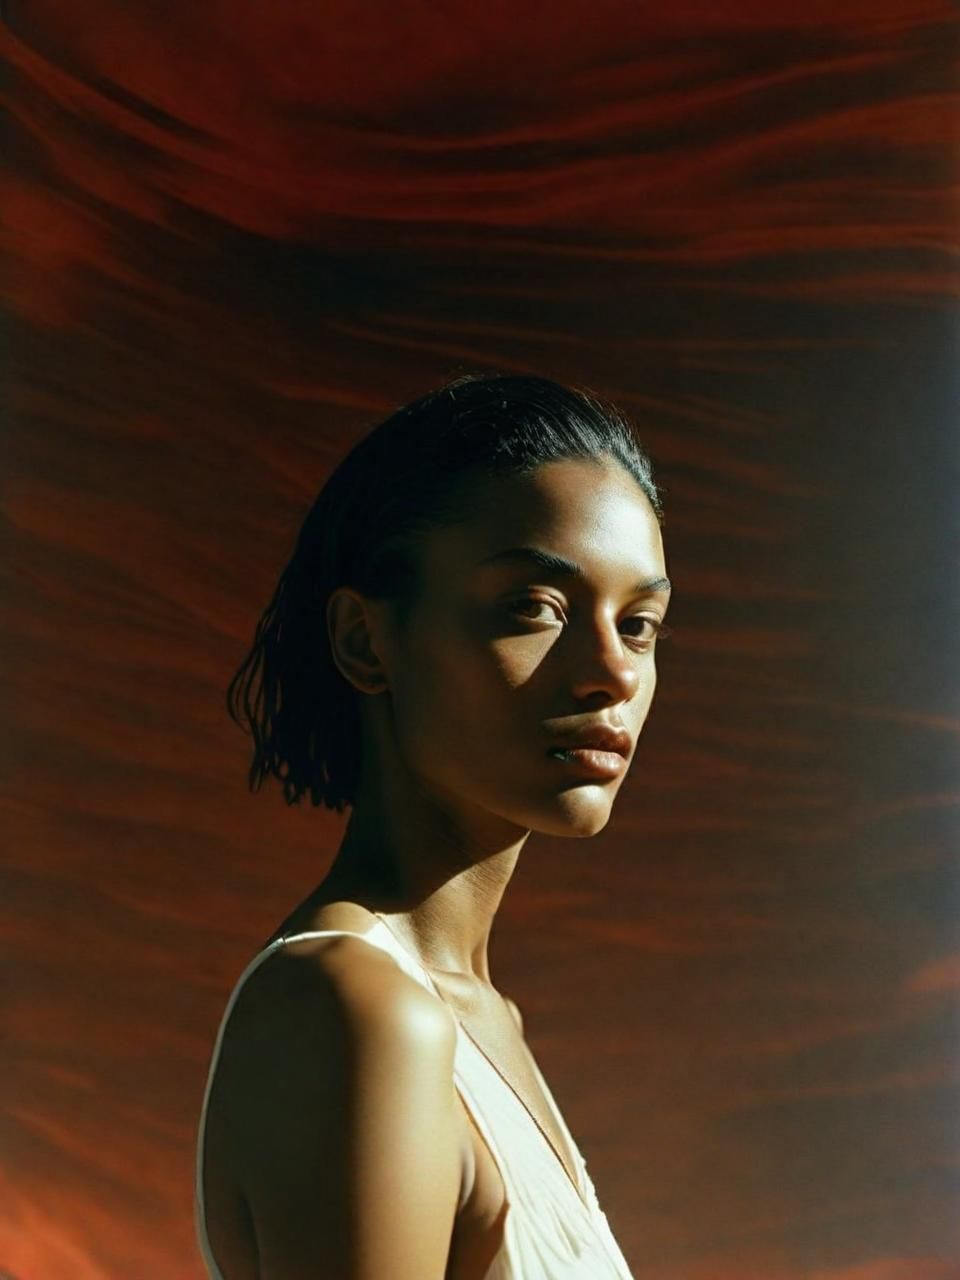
[374,454,670,838]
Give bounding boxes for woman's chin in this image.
[534,791,616,838]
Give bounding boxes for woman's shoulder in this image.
[230,918,453,1050]
[208,925,460,1164]
[203,922,468,1276]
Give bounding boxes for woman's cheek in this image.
[487,627,557,687]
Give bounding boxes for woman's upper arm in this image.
[226,943,464,1280]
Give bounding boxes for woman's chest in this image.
[447,1096,511,1280]
[433,981,584,1197]
[446,1054,595,1280]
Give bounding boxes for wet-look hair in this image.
[226,372,665,811]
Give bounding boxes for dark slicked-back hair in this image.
[226,372,665,812]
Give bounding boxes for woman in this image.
[195,372,672,1279]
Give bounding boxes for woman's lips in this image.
[545,746,626,778]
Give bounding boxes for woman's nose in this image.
[567,617,643,704]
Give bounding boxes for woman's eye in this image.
[510,597,564,623]
[622,616,668,642]
[508,598,672,645]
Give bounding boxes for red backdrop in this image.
[2,3,958,1277]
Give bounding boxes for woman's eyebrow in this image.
[475,545,671,596]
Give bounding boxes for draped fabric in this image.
[195,919,635,1278]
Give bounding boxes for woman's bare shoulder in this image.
[207,931,466,1277]
[226,927,455,1054]
[209,930,461,1187]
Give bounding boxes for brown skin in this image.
[201,454,670,1278]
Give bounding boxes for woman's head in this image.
[227,372,670,835]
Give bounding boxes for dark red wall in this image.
[2,3,958,1277]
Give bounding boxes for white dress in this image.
[195,918,635,1278]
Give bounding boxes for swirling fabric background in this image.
[2,3,958,1277]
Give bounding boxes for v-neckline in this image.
[456,1007,590,1209]
[366,916,592,1214]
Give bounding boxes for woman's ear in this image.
[326,587,389,695]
